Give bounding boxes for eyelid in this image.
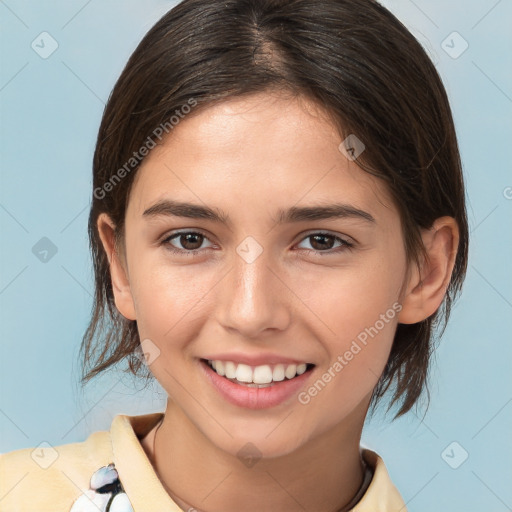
[294,231,355,254]
[160,225,210,238]
[296,229,356,246]
[161,229,215,247]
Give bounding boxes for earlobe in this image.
[397,216,459,324]
[96,213,137,321]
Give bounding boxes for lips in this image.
[199,358,316,409]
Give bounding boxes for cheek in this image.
[127,261,216,392]
[128,258,215,344]
[308,255,404,341]
[302,249,405,396]
[300,276,400,416]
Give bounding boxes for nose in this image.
[215,246,291,339]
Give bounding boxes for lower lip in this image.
[199,359,314,410]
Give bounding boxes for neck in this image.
[142,400,370,512]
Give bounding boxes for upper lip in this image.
[201,352,313,367]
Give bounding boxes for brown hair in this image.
[80,0,468,418]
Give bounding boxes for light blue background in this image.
[1,1,511,510]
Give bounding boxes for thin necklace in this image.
[152,418,199,511]
[337,457,373,511]
[151,417,164,460]
[152,421,371,512]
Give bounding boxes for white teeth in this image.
[235,364,253,383]
[206,360,310,383]
[285,364,297,379]
[253,365,273,384]
[296,363,307,375]
[272,364,285,382]
[215,360,225,377]
[224,361,237,379]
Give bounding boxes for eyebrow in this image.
[142,199,375,225]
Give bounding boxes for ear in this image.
[397,216,459,324]
[97,213,137,321]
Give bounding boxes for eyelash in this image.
[160,230,354,257]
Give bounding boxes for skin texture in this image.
[97,91,459,512]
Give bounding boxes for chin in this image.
[208,423,311,462]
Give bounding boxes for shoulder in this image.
[0,429,113,512]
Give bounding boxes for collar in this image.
[110,413,407,512]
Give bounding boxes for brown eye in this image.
[309,234,336,251]
[296,232,354,254]
[176,233,204,250]
[162,231,213,256]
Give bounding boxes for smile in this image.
[204,359,314,387]
[199,358,316,409]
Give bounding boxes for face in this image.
[106,91,411,458]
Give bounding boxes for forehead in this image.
[127,92,397,223]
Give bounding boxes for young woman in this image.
[0,0,468,510]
